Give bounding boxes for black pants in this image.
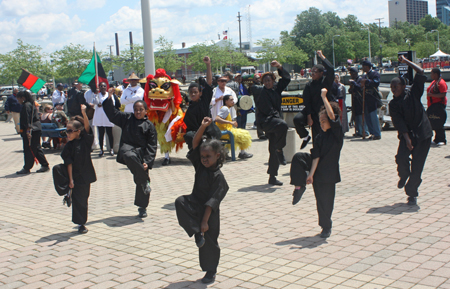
[98,126,113,151]
[22,131,49,170]
[395,137,431,197]
[427,103,447,144]
[122,150,150,208]
[254,108,265,138]
[290,152,336,230]
[293,111,310,139]
[261,118,288,176]
[52,164,90,225]
[175,195,220,272]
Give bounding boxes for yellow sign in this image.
[282,97,303,106]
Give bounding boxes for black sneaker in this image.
[144,182,151,195]
[268,176,283,186]
[36,166,50,173]
[320,228,331,238]
[258,135,268,140]
[78,225,88,234]
[238,152,253,159]
[201,271,216,284]
[162,158,171,166]
[138,207,147,218]
[63,191,72,207]
[292,187,306,205]
[98,151,104,157]
[407,196,417,206]
[300,135,311,149]
[275,150,286,165]
[195,232,205,248]
[398,177,408,189]
[16,168,30,175]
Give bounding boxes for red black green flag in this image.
[17,69,46,93]
[78,50,109,91]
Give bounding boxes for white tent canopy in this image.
[430,50,450,57]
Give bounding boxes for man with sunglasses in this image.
[294,50,335,148]
[121,73,144,113]
[210,75,238,122]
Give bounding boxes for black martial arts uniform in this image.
[103,97,158,208]
[68,90,87,117]
[389,74,432,197]
[256,67,290,176]
[175,145,229,273]
[20,102,49,171]
[183,78,221,149]
[290,115,343,230]
[53,128,96,225]
[249,83,265,138]
[294,58,335,141]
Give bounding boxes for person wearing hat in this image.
[121,73,145,113]
[52,83,66,106]
[360,60,382,140]
[118,78,129,92]
[348,67,369,137]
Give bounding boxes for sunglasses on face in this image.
[99,85,107,88]
[218,79,227,82]
[66,129,79,134]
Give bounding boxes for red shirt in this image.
[427,79,447,107]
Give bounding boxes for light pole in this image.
[141,0,155,76]
[363,27,371,62]
[431,29,440,50]
[332,35,340,68]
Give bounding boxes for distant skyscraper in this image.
[389,0,428,26]
[437,0,450,25]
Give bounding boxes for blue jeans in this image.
[236,110,248,129]
[364,109,381,137]
[354,115,369,136]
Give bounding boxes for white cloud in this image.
[76,0,106,10]
[0,0,67,17]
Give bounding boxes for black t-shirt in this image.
[184,78,213,132]
[61,128,96,185]
[187,145,229,212]
[310,115,344,184]
[20,102,41,135]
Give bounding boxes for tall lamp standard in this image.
[332,35,340,68]
[431,29,440,50]
[363,27,371,62]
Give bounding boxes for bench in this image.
[41,123,67,138]
[220,130,236,161]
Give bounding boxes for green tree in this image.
[419,15,443,32]
[116,44,145,77]
[154,36,183,74]
[51,44,91,82]
[255,38,308,66]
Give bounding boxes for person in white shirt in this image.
[52,83,66,106]
[210,75,238,121]
[92,82,115,157]
[121,73,144,113]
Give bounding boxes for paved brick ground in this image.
[0,120,449,289]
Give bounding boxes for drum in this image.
[237,95,253,110]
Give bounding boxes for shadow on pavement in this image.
[349,138,370,142]
[366,203,420,215]
[162,202,175,211]
[152,157,192,168]
[164,281,206,289]
[237,184,280,193]
[275,235,327,249]
[87,216,144,227]
[36,231,78,246]
[1,172,30,179]
[2,137,22,142]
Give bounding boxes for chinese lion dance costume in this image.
[144,69,186,165]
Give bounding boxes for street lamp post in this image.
[431,29,440,50]
[332,35,340,68]
[363,27,371,62]
[141,0,155,76]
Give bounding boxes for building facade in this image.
[389,0,428,26]
[437,0,450,25]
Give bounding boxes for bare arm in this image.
[80,105,90,133]
[204,56,212,86]
[321,88,335,120]
[427,92,446,98]
[399,55,423,75]
[201,206,212,233]
[215,115,237,127]
[306,157,320,184]
[193,117,212,149]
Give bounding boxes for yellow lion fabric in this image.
[215,107,252,151]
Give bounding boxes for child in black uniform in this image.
[290,88,343,238]
[183,56,221,149]
[53,104,96,234]
[103,90,158,218]
[175,117,229,284]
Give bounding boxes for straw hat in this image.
[127,73,140,81]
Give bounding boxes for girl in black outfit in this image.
[53,105,96,234]
[256,60,290,185]
[103,90,158,218]
[16,91,49,175]
[175,117,229,285]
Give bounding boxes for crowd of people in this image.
[4,52,446,285]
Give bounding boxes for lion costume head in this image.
[143,68,182,112]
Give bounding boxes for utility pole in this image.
[115,33,120,56]
[107,45,114,56]
[141,0,156,76]
[129,31,134,61]
[375,18,384,66]
[237,12,242,52]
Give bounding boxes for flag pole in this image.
[94,42,99,92]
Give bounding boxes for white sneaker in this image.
[436,142,446,146]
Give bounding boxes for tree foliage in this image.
[154,36,183,74]
[52,44,91,83]
[255,38,308,66]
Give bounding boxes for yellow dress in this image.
[215,106,252,151]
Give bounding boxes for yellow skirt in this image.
[221,128,252,151]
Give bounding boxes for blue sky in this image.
[0,0,437,54]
